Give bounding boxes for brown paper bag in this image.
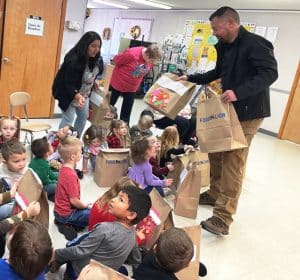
[168,150,210,189]
[174,164,201,219]
[144,188,174,250]
[78,259,131,280]
[17,169,49,228]
[175,225,201,280]
[94,149,130,188]
[196,95,248,153]
[144,73,196,120]
[88,90,112,130]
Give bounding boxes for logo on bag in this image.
[199,112,225,123]
[106,159,127,165]
[147,88,170,109]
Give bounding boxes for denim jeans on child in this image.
[54,208,90,228]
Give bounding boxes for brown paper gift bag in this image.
[17,169,49,228]
[168,150,210,189]
[78,259,131,280]
[175,225,201,280]
[94,149,130,188]
[174,163,201,219]
[144,73,196,120]
[144,188,174,250]
[88,90,112,130]
[196,94,248,153]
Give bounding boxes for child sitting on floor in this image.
[0,117,20,151]
[29,137,58,201]
[128,137,173,197]
[160,126,194,167]
[0,220,52,279]
[52,186,151,278]
[107,120,128,148]
[133,227,206,280]
[82,125,108,174]
[54,136,90,239]
[0,140,27,220]
[130,114,153,143]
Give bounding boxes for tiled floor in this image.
[16,98,300,279]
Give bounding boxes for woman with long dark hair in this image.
[52,31,102,137]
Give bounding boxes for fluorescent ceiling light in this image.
[93,0,129,9]
[126,0,172,9]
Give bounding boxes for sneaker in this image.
[200,216,229,235]
[199,192,216,206]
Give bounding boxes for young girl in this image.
[82,125,108,173]
[149,136,174,179]
[0,117,20,149]
[160,126,194,168]
[106,120,128,148]
[128,137,173,197]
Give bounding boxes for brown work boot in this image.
[199,191,216,206]
[201,216,229,235]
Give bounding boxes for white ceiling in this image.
[87,0,300,10]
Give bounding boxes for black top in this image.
[188,26,278,121]
[133,252,178,280]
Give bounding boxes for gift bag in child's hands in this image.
[94,148,130,188]
[196,94,248,152]
[143,188,174,250]
[174,163,201,219]
[144,73,196,119]
[14,169,49,228]
[175,225,201,280]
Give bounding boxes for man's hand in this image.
[221,90,237,103]
[176,75,188,81]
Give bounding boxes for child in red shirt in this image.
[107,120,128,148]
[54,136,90,229]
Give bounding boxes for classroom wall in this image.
[84,8,300,135]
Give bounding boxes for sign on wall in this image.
[25,16,44,36]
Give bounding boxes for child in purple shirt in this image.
[128,137,172,196]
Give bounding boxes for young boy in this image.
[133,227,194,280]
[52,185,151,277]
[29,137,58,201]
[130,115,153,143]
[0,219,52,279]
[0,140,27,220]
[54,136,90,231]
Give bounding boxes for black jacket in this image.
[133,252,178,280]
[188,26,278,121]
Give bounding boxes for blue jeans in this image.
[144,186,164,197]
[59,98,89,137]
[44,183,56,196]
[54,208,90,228]
[0,200,15,220]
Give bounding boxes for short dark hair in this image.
[156,228,194,273]
[83,125,105,147]
[130,138,150,164]
[31,137,49,158]
[9,220,52,280]
[140,109,154,120]
[1,139,26,161]
[121,185,151,225]
[209,6,240,24]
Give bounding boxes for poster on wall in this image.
[110,17,153,56]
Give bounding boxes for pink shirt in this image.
[110,47,153,93]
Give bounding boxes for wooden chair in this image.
[10,91,52,144]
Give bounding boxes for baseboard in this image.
[258,128,277,137]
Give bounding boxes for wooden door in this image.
[0,0,66,117]
[279,62,300,143]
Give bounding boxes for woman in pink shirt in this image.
[109,44,161,124]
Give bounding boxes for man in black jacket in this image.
[178,6,278,235]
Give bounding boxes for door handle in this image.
[2,57,10,63]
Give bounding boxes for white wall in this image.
[84,9,300,135]
[54,0,87,114]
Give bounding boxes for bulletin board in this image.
[110,17,153,56]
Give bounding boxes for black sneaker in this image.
[199,262,207,277]
[199,192,216,206]
[200,216,229,235]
